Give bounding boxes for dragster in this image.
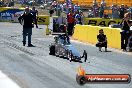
[49,34,87,62]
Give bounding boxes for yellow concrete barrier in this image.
[73,25,121,49]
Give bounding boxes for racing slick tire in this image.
[49,45,55,55]
[55,48,59,57]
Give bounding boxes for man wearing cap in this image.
[18,7,34,47]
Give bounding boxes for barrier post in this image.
[46,25,50,35]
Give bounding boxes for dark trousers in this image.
[67,23,74,36]
[23,28,32,45]
[119,14,124,19]
[99,12,104,18]
[96,42,107,48]
[34,17,38,27]
[121,32,130,50]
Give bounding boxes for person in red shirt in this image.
[67,10,75,36]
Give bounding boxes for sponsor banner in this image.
[0,8,50,25]
[0,7,24,22]
[12,10,24,22]
[84,18,122,27]
[37,15,50,25]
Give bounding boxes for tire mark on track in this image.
[3,41,35,56]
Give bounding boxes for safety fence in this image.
[73,25,121,49]
[0,7,24,22]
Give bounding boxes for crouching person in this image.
[96,29,107,52]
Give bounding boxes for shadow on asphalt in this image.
[102,50,112,52]
[27,45,36,47]
[60,56,83,63]
[50,55,89,63]
[35,27,43,29]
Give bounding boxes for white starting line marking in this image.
[0,71,20,88]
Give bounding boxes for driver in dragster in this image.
[58,34,70,45]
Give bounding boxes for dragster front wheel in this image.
[68,51,73,62]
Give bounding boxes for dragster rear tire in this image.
[68,51,73,62]
[49,45,55,55]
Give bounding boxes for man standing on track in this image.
[18,7,34,47]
